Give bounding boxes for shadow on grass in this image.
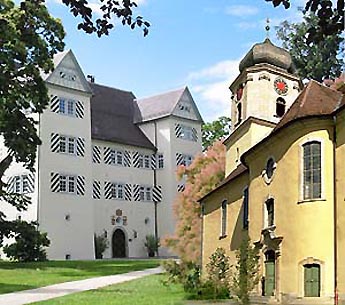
[0,283,36,294]
[0,259,160,274]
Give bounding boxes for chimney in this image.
[87,75,95,83]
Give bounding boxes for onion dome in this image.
[239,38,296,74]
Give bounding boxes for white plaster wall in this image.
[139,116,202,256]
[38,84,94,260]
[92,140,156,258]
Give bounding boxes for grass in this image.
[32,274,186,305]
[0,259,160,294]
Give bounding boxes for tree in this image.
[0,0,65,242]
[60,0,150,37]
[4,221,50,262]
[276,13,344,82]
[202,116,231,151]
[265,0,344,44]
[163,140,226,264]
[230,235,260,305]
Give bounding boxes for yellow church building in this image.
[200,38,345,305]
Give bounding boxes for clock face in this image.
[274,78,288,95]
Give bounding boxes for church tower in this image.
[225,38,302,175]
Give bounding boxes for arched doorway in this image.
[112,228,127,258]
[264,250,276,296]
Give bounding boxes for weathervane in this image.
[265,18,270,38]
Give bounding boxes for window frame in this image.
[178,124,196,142]
[220,199,227,238]
[59,174,77,195]
[58,98,77,117]
[59,135,76,156]
[300,139,324,202]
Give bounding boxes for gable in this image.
[45,50,92,94]
[172,88,203,122]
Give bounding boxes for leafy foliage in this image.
[61,0,150,37]
[162,260,201,294]
[204,247,231,299]
[94,233,109,259]
[4,221,50,262]
[0,0,65,242]
[276,13,344,82]
[144,234,160,257]
[202,116,231,150]
[163,141,226,263]
[265,0,344,43]
[231,235,260,305]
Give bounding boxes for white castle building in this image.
[1,50,203,260]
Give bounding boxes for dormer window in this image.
[276,97,286,117]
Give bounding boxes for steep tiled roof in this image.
[134,87,186,123]
[198,164,248,202]
[90,83,156,150]
[274,80,344,132]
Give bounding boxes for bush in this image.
[94,233,109,259]
[144,234,160,257]
[3,221,50,262]
[162,248,231,300]
[162,260,201,293]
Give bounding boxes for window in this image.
[266,198,274,227]
[158,154,164,169]
[144,155,150,169]
[303,141,321,200]
[237,102,242,124]
[177,124,197,142]
[109,150,124,166]
[243,188,249,229]
[265,158,276,180]
[59,175,76,194]
[276,98,286,117]
[138,154,144,168]
[178,103,191,112]
[111,183,124,200]
[221,200,227,237]
[59,136,76,155]
[12,175,33,194]
[139,186,152,201]
[59,98,76,116]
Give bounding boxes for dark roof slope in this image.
[274,80,344,132]
[90,83,156,150]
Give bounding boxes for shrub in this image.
[94,233,109,259]
[3,221,50,262]
[144,234,160,257]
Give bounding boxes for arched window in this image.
[265,198,274,227]
[237,102,242,124]
[303,141,321,200]
[243,187,249,229]
[221,200,227,237]
[276,97,286,117]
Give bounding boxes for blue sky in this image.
[46,0,305,122]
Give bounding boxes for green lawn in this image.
[0,259,160,294]
[32,274,186,305]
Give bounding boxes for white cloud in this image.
[225,5,259,17]
[187,60,240,122]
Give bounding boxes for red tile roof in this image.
[274,80,344,132]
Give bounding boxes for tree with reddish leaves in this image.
[164,141,226,264]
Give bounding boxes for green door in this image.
[304,264,320,297]
[265,261,275,296]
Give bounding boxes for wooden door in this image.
[304,264,320,297]
[112,229,126,258]
[264,251,275,296]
